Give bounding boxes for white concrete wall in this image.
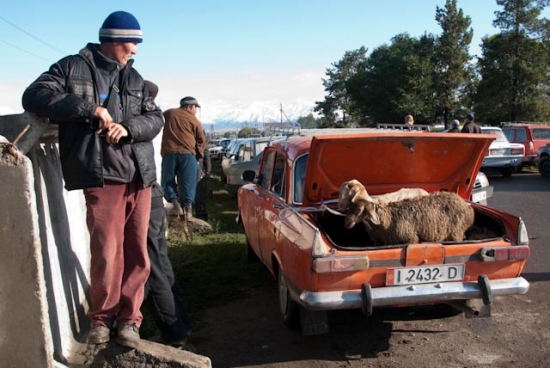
[0,135,91,366]
[0,154,53,367]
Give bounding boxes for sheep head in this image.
[344,198,380,229]
[338,179,370,212]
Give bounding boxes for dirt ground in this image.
[189,280,550,368]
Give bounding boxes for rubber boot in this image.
[170,198,183,216]
[184,203,193,220]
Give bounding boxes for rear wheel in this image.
[501,167,515,177]
[278,268,300,328]
[538,156,550,177]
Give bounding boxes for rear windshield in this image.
[482,128,508,142]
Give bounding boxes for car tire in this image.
[538,156,550,177]
[501,167,515,177]
[278,268,300,329]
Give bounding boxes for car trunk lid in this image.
[301,132,496,206]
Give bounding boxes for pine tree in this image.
[433,0,474,127]
[476,0,550,123]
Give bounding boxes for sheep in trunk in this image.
[344,191,474,246]
[337,179,429,212]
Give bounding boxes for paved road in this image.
[485,171,550,283]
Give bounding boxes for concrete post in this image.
[0,154,54,368]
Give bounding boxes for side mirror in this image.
[242,170,256,183]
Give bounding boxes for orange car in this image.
[237,132,530,336]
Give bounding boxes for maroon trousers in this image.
[84,180,152,327]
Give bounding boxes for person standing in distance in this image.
[449,119,461,133]
[194,139,211,221]
[161,97,207,219]
[22,11,164,349]
[404,114,414,126]
[461,113,482,133]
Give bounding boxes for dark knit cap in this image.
[466,113,475,120]
[99,11,143,43]
[180,96,201,108]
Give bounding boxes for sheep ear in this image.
[363,202,381,225]
[350,186,363,204]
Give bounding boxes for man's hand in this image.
[93,106,115,133]
[104,123,129,144]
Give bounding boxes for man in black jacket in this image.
[461,113,482,133]
[22,11,164,349]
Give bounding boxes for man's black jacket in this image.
[22,43,164,190]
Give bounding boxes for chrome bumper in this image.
[298,277,529,311]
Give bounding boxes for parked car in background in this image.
[480,126,524,177]
[237,132,529,336]
[537,143,550,177]
[471,171,493,205]
[226,151,264,197]
[208,138,232,160]
[502,123,550,171]
[221,137,273,183]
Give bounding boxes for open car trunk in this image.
[316,204,504,250]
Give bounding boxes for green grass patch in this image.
[140,158,274,337]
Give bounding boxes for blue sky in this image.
[0,0,539,119]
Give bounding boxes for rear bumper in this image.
[482,156,523,168]
[298,277,529,311]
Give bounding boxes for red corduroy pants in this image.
[84,180,151,327]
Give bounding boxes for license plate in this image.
[386,264,465,286]
[472,191,487,203]
[490,149,506,156]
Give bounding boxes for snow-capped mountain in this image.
[159,99,319,131]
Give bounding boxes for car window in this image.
[515,129,527,142]
[482,128,508,142]
[255,141,269,155]
[260,151,275,191]
[271,153,285,197]
[293,154,308,203]
[533,128,550,139]
[239,143,252,161]
[503,129,514,142]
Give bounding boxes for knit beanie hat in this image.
[99,11,143,43]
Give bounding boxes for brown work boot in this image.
[116,323,140,349]
[87,324,110,345]
[183,203,193,219]
[169,198,184,216]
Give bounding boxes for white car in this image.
[208,138,231,160]
[471,171,493,205]
[480,126,525,177]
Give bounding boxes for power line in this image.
[0,15,68,55]
[0,39,53,62]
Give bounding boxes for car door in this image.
[256,150,286,267]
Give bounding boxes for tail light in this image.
[511,147,524,155]
[480,245,530,261]
[311,230,326,258]
[517,218,529,245]
[313,255,369,273]
[529,141,534,154]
